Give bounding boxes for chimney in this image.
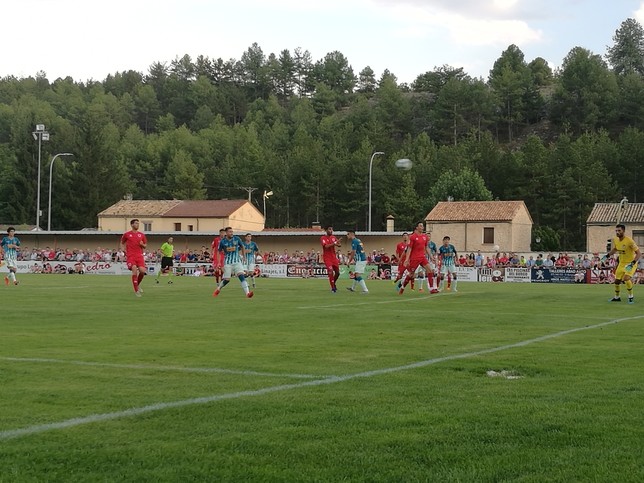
[386,215,395,233]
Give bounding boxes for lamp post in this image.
[617,196,628,224]
[32,124,49,230]
[263,190,273,225]
[368,151,385,232]
[47,153,73,231]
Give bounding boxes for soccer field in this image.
[1,275,643,482]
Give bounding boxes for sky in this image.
[2,0,644,84]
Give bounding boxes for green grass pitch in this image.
[1,274,643,482]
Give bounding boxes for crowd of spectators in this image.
[470,251,613,270]
[17,246,131,263]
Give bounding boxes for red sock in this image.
[328,272,335,289]
[137,272,145,284]
[132,275,139,292]
[428,273,434,287]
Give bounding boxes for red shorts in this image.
[126,255,146,270]
[408,257,429,273]
[212,253,225,268]
[324,259,339,271]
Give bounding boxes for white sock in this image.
[359,279,368,292]
[241,280,249,294]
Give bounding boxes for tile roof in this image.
[261,227,324,233]
[586,202,644,224]
[98,199,251,218]
[164,200,249,217]
[426,201,530,222]
[98,200,182,217]
[0,224,38,231]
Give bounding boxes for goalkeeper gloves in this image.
[601,255,608,262]
[625,262,634,271]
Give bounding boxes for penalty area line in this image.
[1,314,642,442]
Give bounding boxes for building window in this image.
[188,225,194,232]
[483,227,494,244]
[634,230,644,247]
[174,223,181,231]
[143,222,152,231]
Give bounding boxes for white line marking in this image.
[1,314,642,441]
[28,286,91,290]
[297,291,462,309]
[0,357,323,379]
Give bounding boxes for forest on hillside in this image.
[1,18,644,250]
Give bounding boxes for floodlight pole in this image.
[263,190,273,221]
[368,151,384,232]
[32,124,49,230]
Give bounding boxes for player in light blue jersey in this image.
[242,233,260,288]
[213,227,253,298]
[346,231,369,294]
[438,235,458,292]
[425,232,439,293]
[414,266,427,292]
[1,227,20,286]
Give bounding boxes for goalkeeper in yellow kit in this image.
[604,224,641,304]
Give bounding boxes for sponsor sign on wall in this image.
[5,260,128,275]
[257,264,288,278]
[3,261,614,285]
[504,268,531,283]
[286,264,329,278]
[531,268,586,283]
[478,267,505,282]
[589,269,615,284]
[455,266,478,282]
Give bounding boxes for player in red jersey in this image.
[211,228,226,269]
[392,232,410,286]
[320,225,341,292]
[120,219,148,297]
[398,222,435,295]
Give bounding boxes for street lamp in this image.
[32,124,49,230]
[263,190,273,224]
[47,153,73,231]
[368,151,385,232]
[617,196,628,224]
